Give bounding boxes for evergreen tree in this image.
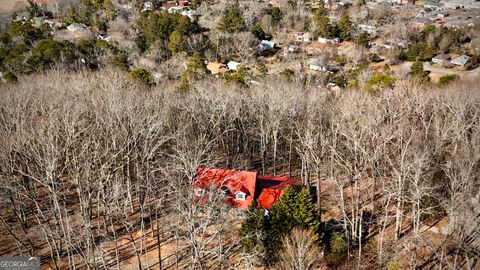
[218,1,245,33]
[293,187,321,240]
[168,30,186,54]
[264,6,283,25]
[316,0,328,16]
[355,32,370,48]
[251,24,266,40]
[336,14,353,40]
[239,205,266,254]
[176,74,191,93]
[65,6,78,25]
[177,52,206,92]
[129,68,152,85]
[266,187,298,261]
[240,186,323,266]
[410,61,429,83]
[313,10,331,38]
[184,52,206,80]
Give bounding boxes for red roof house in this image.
[194,167,293,209]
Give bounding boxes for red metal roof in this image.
[194,167,256,208]
[194,167,293,209]
[257,175,293,208]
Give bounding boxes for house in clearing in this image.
[207,62,229,75]
[432,53,451,66]
[450,55,470,67]
[193,167,293,209]
[292,32,314,43]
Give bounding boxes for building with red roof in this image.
[194,167,293,209]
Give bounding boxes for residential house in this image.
[358,24,378,36]
[193,167,293,209]
[288,45,301,53]
[423,1,441,9]
[269,0,280,6]
[318,37,340,45]
[227,61,241,71]
[436,11,449,18]
[207,62,229,74]
[292,32,314,43]
[450,55,470,67]
[308,59,340,73]
[96,34,112,43]
[168,6,185,13]
[181,10,201,21]
[259,40,275,52]
[432,54,452,65]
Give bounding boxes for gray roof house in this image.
[450,55,470,67]
[432,54,451,65]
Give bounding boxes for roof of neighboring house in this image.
[433,53,452,60]
[451,55,470,66]
[227,61,241,70]
[423,1,441,7]
[207,62,229,74]
[260,40,275,49]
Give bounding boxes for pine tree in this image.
[336,14,353,40]
[184,52,206,80]
[266,187,298,261]
[218,1,245,33]
[293,188,321,241]
[168,30,185,54]
[239,205,266,254]
[313,10,331,38]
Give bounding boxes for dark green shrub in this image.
[438,74,459,86]
[364,73,396,93]
[218,2,245,33]
[420,195,441,221]
[2,71,18,83]
[129,68,152,85]
[325,232,348,267]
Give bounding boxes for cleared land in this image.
[0,0,27,13]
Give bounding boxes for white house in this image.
[308,59,340,73]
[293,32,314,43]
[181,10,201,21]
[227,61,241,71]
[168,6,185,14]
[318,37,340,45]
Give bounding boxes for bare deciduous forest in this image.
[0,70,479,269]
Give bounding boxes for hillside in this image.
[0,70,478,269]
